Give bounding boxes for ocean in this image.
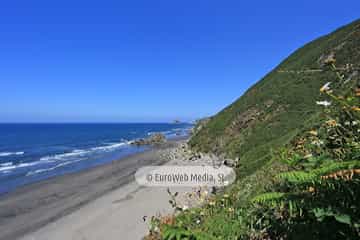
[0,123,192,194]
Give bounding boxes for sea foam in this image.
[39,141,130,163]
[0,160,43,172]
[0,151,24,157]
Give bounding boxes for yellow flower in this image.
[209,201,216,206]
[351,106,360,111]
[355,87,360,97]
[320,82,331,93]
[324,55,336,65]
[325,119,337,127]
[200,190,209,199]
[309,130,318,136]
[228,207,234,213]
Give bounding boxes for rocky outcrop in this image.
[131,133,166,146]
[159,142,238,168]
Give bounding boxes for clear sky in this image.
[0,0,359,123]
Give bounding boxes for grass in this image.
[189,18,360,177]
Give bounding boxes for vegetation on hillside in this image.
[144,19,360,240]
[248,59,360,239]
[189,19,360,178]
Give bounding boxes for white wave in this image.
[90,141,129,152]
[0,164,15,172]
[0,156,83,174]
[0,151,24,157]
[0,162,13,167]
[0,160,42,172]
[0,162,14,172]
[1,140,132,174]
[26,159,83,176]
[39,141,130,162]
[40,149,89,162]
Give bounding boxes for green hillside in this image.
[146,19,360,240]
[190,19,360,177]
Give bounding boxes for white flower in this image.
[316,101,331,107]
[182,205,189,210]
[196,219,201,224]
[320,82,331,92]
[311,140,324,146]
[352,121,358,126]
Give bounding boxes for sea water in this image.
[0,123,192,194]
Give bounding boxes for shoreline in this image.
[0,138,186,240]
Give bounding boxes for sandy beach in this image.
[0,139,195,240]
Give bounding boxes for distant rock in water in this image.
[131,133,166,146]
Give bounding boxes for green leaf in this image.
[252,192,285,204]
[334,214,352,225]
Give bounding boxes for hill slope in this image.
[190,19,360,177]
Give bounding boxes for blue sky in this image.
[0,0,359,123]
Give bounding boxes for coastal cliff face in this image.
[189,19,360,176]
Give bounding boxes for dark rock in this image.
[223,157,239,167]
[131,133,166,146]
